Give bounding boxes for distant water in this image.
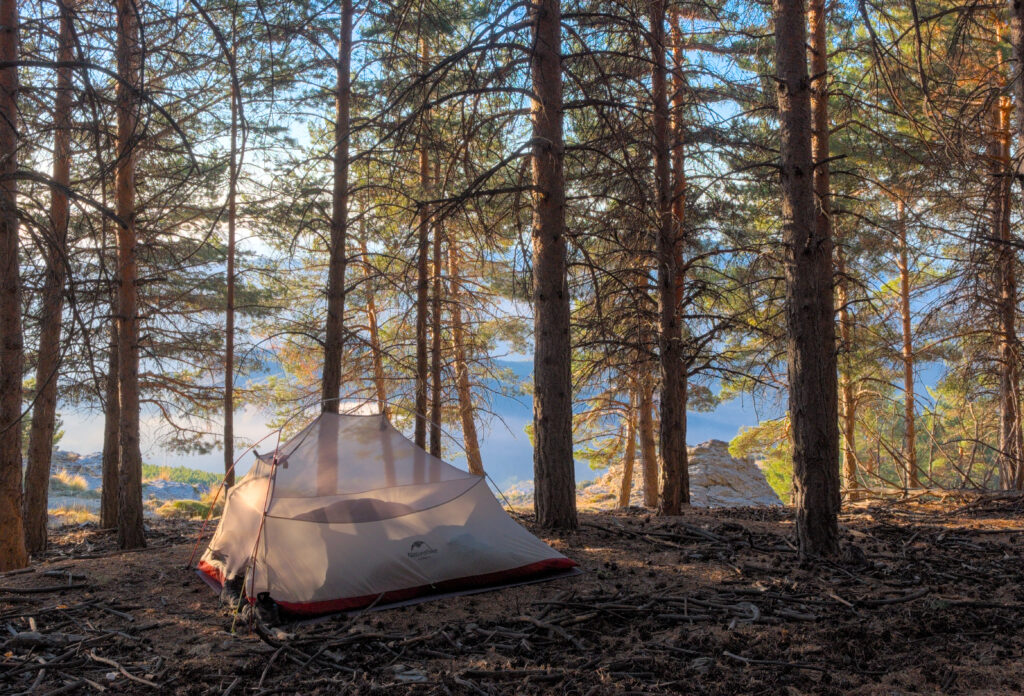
[56,360,772,494]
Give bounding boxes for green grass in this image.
[142,463,221,488]
[154,491,224,519]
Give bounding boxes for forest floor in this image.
[2,496,1024,695]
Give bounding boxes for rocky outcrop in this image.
[575,439,782,509]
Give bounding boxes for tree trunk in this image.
[115,0,145,550]
[776,0,839,557]
[991,95,1023,489]
[223,15,239,488]
[429,215,443,457]
[896,198,918,489]
[649,0,687,515]
[100,323,120,529]
[530,0,576,529]
[414,37,431,450]
[24,3,74,553]
[638,376,658,507]
[668,6,690,509]
[836,246,858,495]
[0,0,28,571]
[360,234,389,418]
[448,240,484,475]
[617,390,637,508]
[1008,0,1024,490]
[321,0,352,417]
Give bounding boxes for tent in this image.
[197,411,576,615]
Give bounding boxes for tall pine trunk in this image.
[650,0,686,515]
[617,390,637,508]
[776,0,839,556]
[448,240,484,475]
[991,96,1023,489]
[638,376,658,507]
[115,0,145,549]
[0,0,28,571]
[896,198,918,489]
[359,234,389,417]
[429,208,443,457]
[24,3,74,553]
[1008,0,1024,490]
[322,0,353,416]
[414,37,431,449]
[100,323,120,529]
[223,16,239,487]
[530,0,576,529]
[836,246,858,495]
[668,6,690,508]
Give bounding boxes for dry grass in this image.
[48,504,98,526]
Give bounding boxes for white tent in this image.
[198,412,576,614]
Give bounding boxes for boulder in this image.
[579,439,782,509]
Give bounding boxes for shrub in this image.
[49,504,97,526]
[155,490,224,519]
[50,469,92,496]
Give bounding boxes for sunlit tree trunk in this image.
[1008,0,1024,490]
[223,15,239,487]
[617,390,637,508]
[895,198,918,489]
[836,245,858,495]
[414,37,431,449]
[322,0,353,417]
[448,240,483,475]
[115,0,145,549]
[991,96,1023,489]
[650,0,686,515]
[0,0,28,571]
[24,2,75,553]
[359,234,388,418]
[429,203,443,457]
[530,0,576,529]
[777,0,839,556]
[100,323,120,529]
[638,375,658,507]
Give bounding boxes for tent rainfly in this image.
[197,412,576,615]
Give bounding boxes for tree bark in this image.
[0,0,28,571]
[359,234,389,418]
[776,0,840,557]
[115,0,145,550]
[638,375,658,507]
[530,0,576,529]
[836,246,858,495]
[668,6,690,509]
[322,0,353,417]
[896,198,918,489]
[991,95,1023,489]
[223,15,239,488]
[414,37,431,449]
[649,0,687,515]
[24,2,75,553]
[448,240,484,475]
[100,323,120,529]
[429,212,443,457]
[617,390,637,508]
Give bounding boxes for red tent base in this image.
[197,557,579,618]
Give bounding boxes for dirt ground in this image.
[3,496,1024,695]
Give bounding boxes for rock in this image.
[578,439,782,509]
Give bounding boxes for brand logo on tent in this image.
[407,540,438,560]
